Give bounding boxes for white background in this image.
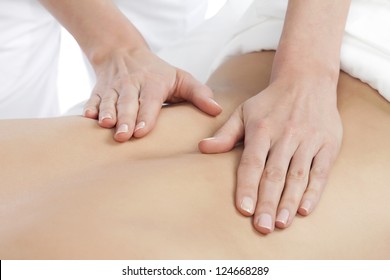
[2,260,390,280]
[57,0,227,114]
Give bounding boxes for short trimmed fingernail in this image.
[83,108,92,116]
[116,124,129,135]
[240,196,254,214]
[257,213,273,232]
[208,98,222,108]
[99,112,112,123]
[300,200,312,215]
[276,209,290,226]
[134,121,146,132]
[202,137,216,141]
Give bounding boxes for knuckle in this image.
[139,93,164,105]
[281,195,301,209]
[283,121,298,137]
[91,90,104,100]
[311,165,329,179]
[310,127,321,139]
[281,121,305,142]
[197,84,212,96]
[114,74,142,91]
[304,187,322,201]
[240,154,265,170]
[250,119,269,131]
[85,98,98,107]
[117,110,136,120]
[257,199,277,212]
[118,93,137,105]
[90,88,101,97]
[287,167,307,181]
[237,179,258,193]
[101,92,118,103]
[263,166,285,182]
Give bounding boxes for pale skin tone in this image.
[39,0,351,234]
[0,52,390,259]
[200,0,351,234]
[38,0,223,142]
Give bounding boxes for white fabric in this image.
[342,0,390,100]
[68,0,390,115]
[158,0,254,83]
[0,0,61,119]
[114,0,208,52]
[83,0,209,87]
[209,0,390,101]
[66,0,253,115]
[0,0,208,119]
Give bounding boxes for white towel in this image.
[209,0,390,101]
[158,0,254,83]
[67,0,390,115]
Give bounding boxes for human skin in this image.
[38,0,222,140]
[0,52,389,259]
[200,0,352,234]
[39,0,351,235]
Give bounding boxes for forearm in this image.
[272,0,351,85]
[39,0,148,64]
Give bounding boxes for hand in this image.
[199,79,343,234]
[83,48,222,142]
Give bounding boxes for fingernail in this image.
[202,137,216,141]
[257,213,273,232]
[276,209,290,226]
[208,98,222,108]
[134,121,146,132]
[240,196,254,214]
[116,124,129,135]
[300,200,312,215]
[83,108,92,117]
[99,112,112,123]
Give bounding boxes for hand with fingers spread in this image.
[199,78,343,234]
[200,0,351,234]
[83,47,222,142]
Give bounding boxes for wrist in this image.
[75,4,150,66]
[270,55,340,103]
[271,49,340,85]
[268,56,340,102]
[87,38,149,68]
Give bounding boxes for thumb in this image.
[175,70,222,116]
[199,108,244,154]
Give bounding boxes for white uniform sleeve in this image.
[0,0,61,118]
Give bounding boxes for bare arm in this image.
[200,0,351,234]
[39,0,221,141]
[1,52,390,259]
[272,0,351,85]
[38,0,147,62]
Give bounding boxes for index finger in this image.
[235,119,271,216]
[114,81,140,142]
